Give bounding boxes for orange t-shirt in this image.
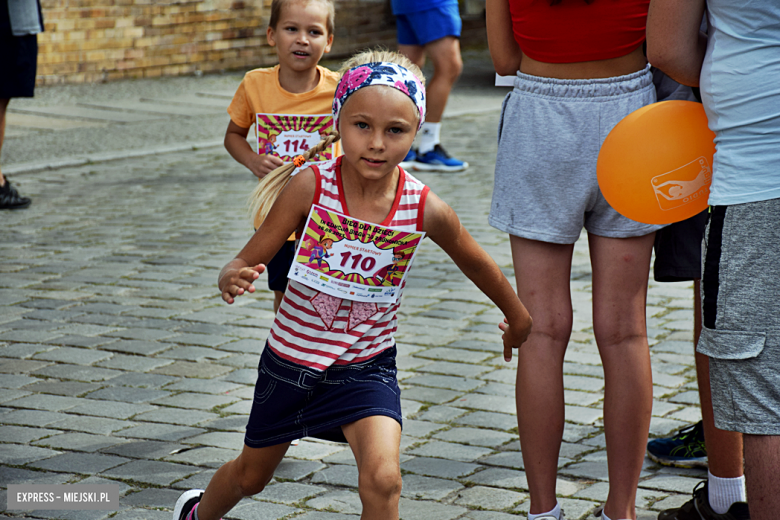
[228,65,340,231]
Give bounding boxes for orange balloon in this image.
[597,100,716,225]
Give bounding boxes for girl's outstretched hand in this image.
[499,313,533,362]
[219,264,265,304]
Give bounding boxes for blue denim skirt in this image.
[244,345,402,448]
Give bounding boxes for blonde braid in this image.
[248,131,340,228]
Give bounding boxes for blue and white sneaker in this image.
[413,144,469,172]
[400,148,417,171]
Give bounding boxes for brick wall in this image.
[36,0,485,85]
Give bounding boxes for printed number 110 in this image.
[340,252,376,272]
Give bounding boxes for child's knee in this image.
[234,460,274,497]
[359,465,402,499]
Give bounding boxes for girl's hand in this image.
[219,264,265,304]
[499,314,533,362]
[248,154,284,179]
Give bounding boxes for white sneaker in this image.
[173,489,203,520]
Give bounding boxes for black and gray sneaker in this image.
[0,179,32,210]
[647,421,707,468]
[658,482,750,520]
[173,489,203,520]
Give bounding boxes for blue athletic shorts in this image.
[395,4,462,46]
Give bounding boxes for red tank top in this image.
[509,0,650,64]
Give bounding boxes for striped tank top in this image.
[267,156,430,371]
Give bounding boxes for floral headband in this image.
[332,62,426,131]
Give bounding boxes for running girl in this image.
[173,50,532,520]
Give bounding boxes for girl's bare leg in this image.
[510,236,575,515]
[589,232,655,520]
[195,442,290,520]
[342,415,403,520]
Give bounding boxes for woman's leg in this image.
[342,415,403,520]
[195,442,290,520]
[511,236,575,515]
[589,232,655,520]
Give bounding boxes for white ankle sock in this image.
[708,470,747,514]
[418,122,441,155]
[528,502,561,520]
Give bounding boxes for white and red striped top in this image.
[267,156,430,371]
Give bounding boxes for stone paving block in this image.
[286,441,347,461]
[667,406,702,424]
[0,374,38,389]
[1,409,68,427]
[104,372,178,388]
[432,426,515,448]
[164,379,244,395]
[274,459,327,481]
[84,386,170,403]
[1,425,61,444]
[20,380,103,397]
[0,330,63,343]
[574,482,666,509]
[479,451,524,471]
[453,411,516,431]
[171,468,217,490]
[221,368,256,385]
[259,482,327,504]
[403,374,485,393]
[199,415,248,432]
[0,466,74,487]
[564,405,603,425]
[153,392,239,411]
[117,419,205,441]
[305,489,362,514]
[4,393,85,412]
[473,382,514,398]
[454,485,526,510]
[414,347,493,364]
[158,346,233,362]
[94,354,174,372]
[310,464,358,488]
[33,432,125,452]
[398,496,467,520]
[50,415,134,435]
[417,361,491,378]
[183,431,244,450]
[464,511,521,520]
[17,507,114,519]
[99,340,173,356]
[32,347,113,365]
[29,452,129,474]
[649,417,690,437]
[151,360,233,379]
[101,459,198,485]
[218,339,264,354]
[101,327,178,341]
[165,446,238,468]
[102,440,186,460]
[132,408,218,426]
[0,444,61,465]
[401,386,462,405]
[400,399,424,418]
[406,440,492,462]
[294,512,359,520]
[401,474,463,500]
[31,364,124,383]
[66,399,157,419]
[465,467,528,490]
[563,374,604,392]
[401,456,480,479]
[638,476,704,494]
[455,394,515,414]
[109,510,172,520]
[0,358,51,374]
[417,406,469,423]
[121,488,183,508]
[0,388,30,404]
[402,419,447,438]
[651,493,692,511]
[161,333,231,348]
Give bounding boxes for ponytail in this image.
[248,131,340,227]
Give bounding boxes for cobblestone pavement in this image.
[1,95,708,519]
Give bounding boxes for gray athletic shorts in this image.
[698,198,780,435]
[489,65,665,244]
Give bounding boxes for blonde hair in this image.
[269,0,335,35]
[247,50,424,227]
[338,49,426,87]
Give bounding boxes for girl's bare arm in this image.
[486,0,522,76]
[224,120,284,179]
[422,192,532,361]
[218,168,316,303]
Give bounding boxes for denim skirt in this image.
[244,345,402,448]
